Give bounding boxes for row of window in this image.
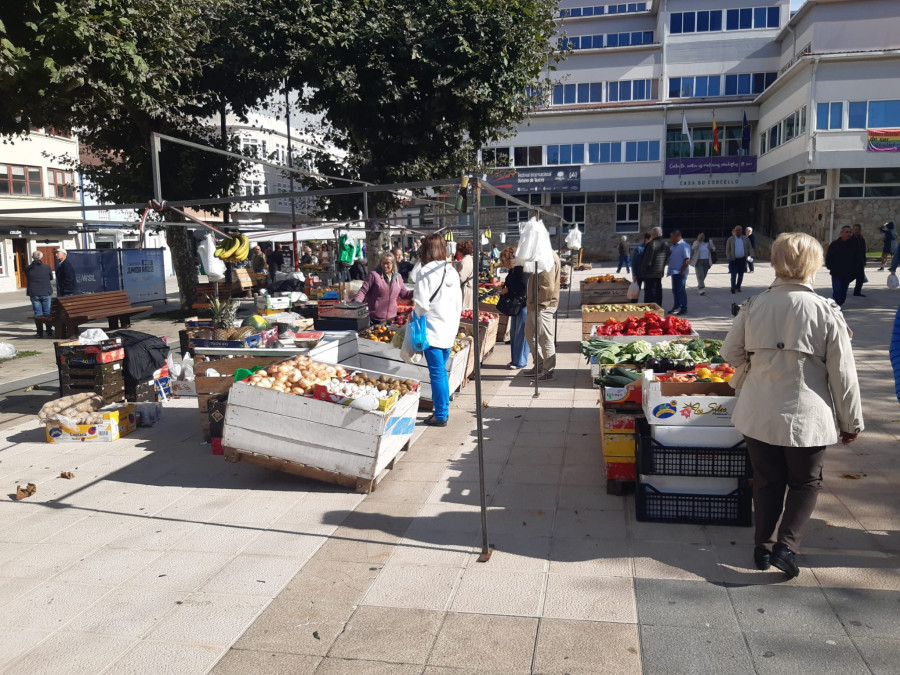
[669,72,777,99]
[485,140,662,168]
[490,191,653,233]
[669,7,780,35]
[761,106,808,155]
[816,100,900,131]
[774,172,826,208]
[839,168,900,199]
[551,79,653,105]
[666,126,752,159]
[558,30,654,51]
[558,2,648,18]
[0,164,76,200]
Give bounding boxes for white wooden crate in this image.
[348,341,469,402]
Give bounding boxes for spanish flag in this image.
[712,111,720,155]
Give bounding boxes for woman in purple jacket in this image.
[353,253,414,324]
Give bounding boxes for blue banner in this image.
[66,251,109,294]
[101,250,122,291]
[487,166,581,194]
[121,249,166,303]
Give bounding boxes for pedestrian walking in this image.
[851,224,868,297]
[497,247,530,370]
[522,251,561,381]
[630,231,651,294]
[616,236,630,274]
[726,226,753,294]
[639,227,669,307]
[414,234,462,427]
[826,226,858,306]
[721,232,862,578]
[879,221,897,270]
[746,226,757,272]
[667,231,691,315]
[54,249,76,297]
[690,233,715,295]
[25,251,54,338]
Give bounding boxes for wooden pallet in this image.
[223,435,414,494]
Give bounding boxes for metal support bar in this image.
[533,270,540,399]
[150,133,162,204]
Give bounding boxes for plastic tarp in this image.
[513,216,555,273]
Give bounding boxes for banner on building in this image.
[665,156,757,175]
[486,166,581,194]
[867,129,900,152]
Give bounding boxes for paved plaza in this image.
[0,263,898,674]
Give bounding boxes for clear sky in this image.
[791,0,805,9]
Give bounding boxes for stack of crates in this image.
[635,418,753,526]
[599,404,644,495]
[55,339,126,404]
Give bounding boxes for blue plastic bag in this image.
[409,312,430,352]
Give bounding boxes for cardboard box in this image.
[642,371,736,426]
[256,295,291,310]
[45,405,136,443]
[582,304,664,338]
[601,382,642,406]
[599,406,642,434]
[171,380,198,397]
[606,461,636,481]
[602,432,636,459]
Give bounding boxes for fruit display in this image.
[460,309,496,325]
[214,233,251,263]
[452,336,469,354]
[208,298,241,340]
[584,275,628,283]
[583,304,652,313]
[360,326,397,342]
[246,357,346,396]
[241,314,271,332]
[592,312,692,337]
[480,294,500,305]
[38,392,106,425]
[348,373,417,398]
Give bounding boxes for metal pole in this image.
[555,217,563,346]
[285,84,299,271]
[472,178,492,563]
[533,270,540,399]
[150,133,162,204]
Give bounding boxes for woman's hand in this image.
[499,287,508,295]
[840,431,859,444]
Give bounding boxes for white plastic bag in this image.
[514,216,555,274]
[627,281,640,301]
[78,329,109,345]
[889,273,899,289]
[0,343,17,360]
[565,227,582,250]
[198,234,226,282]
[181,354,195,381]
[399,325,423,364]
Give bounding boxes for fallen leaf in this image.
[313,631,320,640]
[841,474,862,480]
[14,483,37,500]
[60,472,74,479]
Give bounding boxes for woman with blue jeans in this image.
[498,247,530,369]
[414,234,462,427]
[25,251,54,338]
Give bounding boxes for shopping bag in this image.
[626,281,640,301]
[889,273,900,289]
[409,312,430,352]
[399,325,423,364]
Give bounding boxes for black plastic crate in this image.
[636,419,751,478]
[636,480,753,527]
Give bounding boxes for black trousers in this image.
[643,278,663,306]
[745,436,826,553]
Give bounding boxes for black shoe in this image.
[35,332,43,338]
[754,546,772,571]
[737,288,742,292]
[423,415,448,427]
[853,293,866,297]
[679,309,687,316]
[669,309,680,316]
[770,543,800,578]
[878,267,885,271]
[731,288,736,294]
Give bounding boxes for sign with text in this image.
[487,166,581,194]
[66,250,122,295]
[867,129,900,152]
[121,249,166,303]
[665,156,757,175]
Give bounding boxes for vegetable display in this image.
[592,311,693,337]
[584,275,628,283]
[581,337,724,366]
[595,367,642,388]
[460,309,496,325]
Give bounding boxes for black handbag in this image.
[497,292,526,317]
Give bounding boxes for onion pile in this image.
[247,356,348,396]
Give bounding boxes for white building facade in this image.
[482,0,900,257]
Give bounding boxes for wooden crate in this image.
[232,269,253,297]
[351,341,469,403]
[581,304,664,339]
[459,318,499,364]
[195,355,281,441]
[223,378,420,493]
[496,313,511,343]
[580,280,630,306]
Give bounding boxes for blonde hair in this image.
[771,232,824,284]
[499,246,517,268]
[379,253,396,268]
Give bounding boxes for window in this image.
[560,29,653,51]
[616,192,641,233]
[816,99,900,130]
[816,101,844,130]
[47,168,76,200]
[499,193,542,224]
[608,79,652,102]
[624,140,660,162]
[848,101,867,129]
[868,100,900,128]
[722,72,775,96]
[588,142,622,163]
[558,2,645,18]
[550,193,587,225]
[775,172,826,207]
[514,146,543,166]
[0,164,42,196]
[723,5,778,31]
[669,75,721,99]
[552,82,603,105]
[840,168,900,199]
[547,144,585,165]
[482,148,511,167]
[670,10,723,34]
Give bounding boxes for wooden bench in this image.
[192,282,233,311]
[49,291,152,338]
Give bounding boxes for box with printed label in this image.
[602,432,636,459]
[598,406,641,434]
[642,371,736,427]
[45,405,137,443]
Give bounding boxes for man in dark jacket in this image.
[54,249,76,297]
[826,226,858,306]
[639,227,670,306]
[25,251,54,337]
[852,223,868,297]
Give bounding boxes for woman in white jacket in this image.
[415,234,462,427]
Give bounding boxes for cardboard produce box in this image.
[582,304,663,338]
[46,405,136,443]
[598,406,643,434]
[602,432,636,460]
[642,371,736,426]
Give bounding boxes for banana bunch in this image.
[214,234,250,263]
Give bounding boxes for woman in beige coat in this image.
[721,232,863,579]
[454,240,475,309]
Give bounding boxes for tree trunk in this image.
[366,229,391,273]
[165,222,199,310]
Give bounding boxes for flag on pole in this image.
[741,111,751,155]
[712,111,720,155]
[681,113,694,157]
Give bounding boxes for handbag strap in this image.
[429,264,447,304]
